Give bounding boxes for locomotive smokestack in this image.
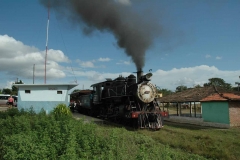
[39,0,161,70]
[137,70,143,83]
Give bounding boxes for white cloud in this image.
[47,49,70,62]
[0,34,239,93]
[68,65,240,91]
[76,59,108,69]
[152,65,240,91]
[0,34,70,85]
[0,35,38,58]
[216,56,222,60]
[47,68,66,78]
[76,59,95,68]
[3,81,15,89]
[98,57,111,62]
[205,54,211,58]
[115,0,131,6]
[5,64,237,92]
[116,60,131,65]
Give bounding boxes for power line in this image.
[52,10,78,84]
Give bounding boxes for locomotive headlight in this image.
[136,82,156,103]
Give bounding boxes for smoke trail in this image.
[39,0,161,70]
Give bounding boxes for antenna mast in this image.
[44,6,50,84]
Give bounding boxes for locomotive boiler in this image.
[74,71,168,130]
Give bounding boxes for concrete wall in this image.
[202,101,229,124]
[18,101,67,114]
[18,85,69,113]
[229,101,240,127]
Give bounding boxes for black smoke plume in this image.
[39,0,161,71]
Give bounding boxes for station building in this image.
[13,84,78,114]
[158,86,240,128]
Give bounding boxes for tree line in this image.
[157,77,238,97]
[0,80,23,95]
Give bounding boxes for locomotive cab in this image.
[91,82,105,104]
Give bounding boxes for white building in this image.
[13,84,78,113]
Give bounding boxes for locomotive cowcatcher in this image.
[72,71,168,130]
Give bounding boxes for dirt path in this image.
[0,106,9,112]
[71,112,105,124]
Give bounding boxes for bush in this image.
[0,108,20,119]
[52,103,71,119]
[0,109,207,160]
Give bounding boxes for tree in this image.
[12,80,24,95]
[203,78,232,90]
[2,88,11,94]
[156,87,173,97]
[158,88,173,97]
[175,85,188,92]
[194,84,202,88]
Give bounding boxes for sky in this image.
[0,0,240,92]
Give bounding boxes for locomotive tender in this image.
[72,71,168,130]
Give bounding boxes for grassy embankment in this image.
[1,107,239,159]
[0,107,206,160]
[139,122,240,160]
[154,104,240,159]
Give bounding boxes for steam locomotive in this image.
[71,71,168,130]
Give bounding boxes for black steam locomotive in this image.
[71,71,168,130]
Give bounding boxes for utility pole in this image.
[33,64,35,84]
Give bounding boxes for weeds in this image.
[139,123,240,160]
[0,107,207,160]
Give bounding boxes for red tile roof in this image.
[200,93,227,102]
[222,93,240,100]
[159,86,240,102]
[200,93,240,102]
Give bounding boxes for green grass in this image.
[138,122,240,160]
[1,107,239,159]
[0,108,206,160]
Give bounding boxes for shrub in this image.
[52,103,71,119]
[0,108,20,119]
[0,108,207,160]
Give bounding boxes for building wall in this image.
[18,85,69,113]
[19,86,68,101]
[202,101,229,124]
[229,101,240,127]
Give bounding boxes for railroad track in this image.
[72,111,162,131]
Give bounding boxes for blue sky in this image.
[0,0,240,91]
